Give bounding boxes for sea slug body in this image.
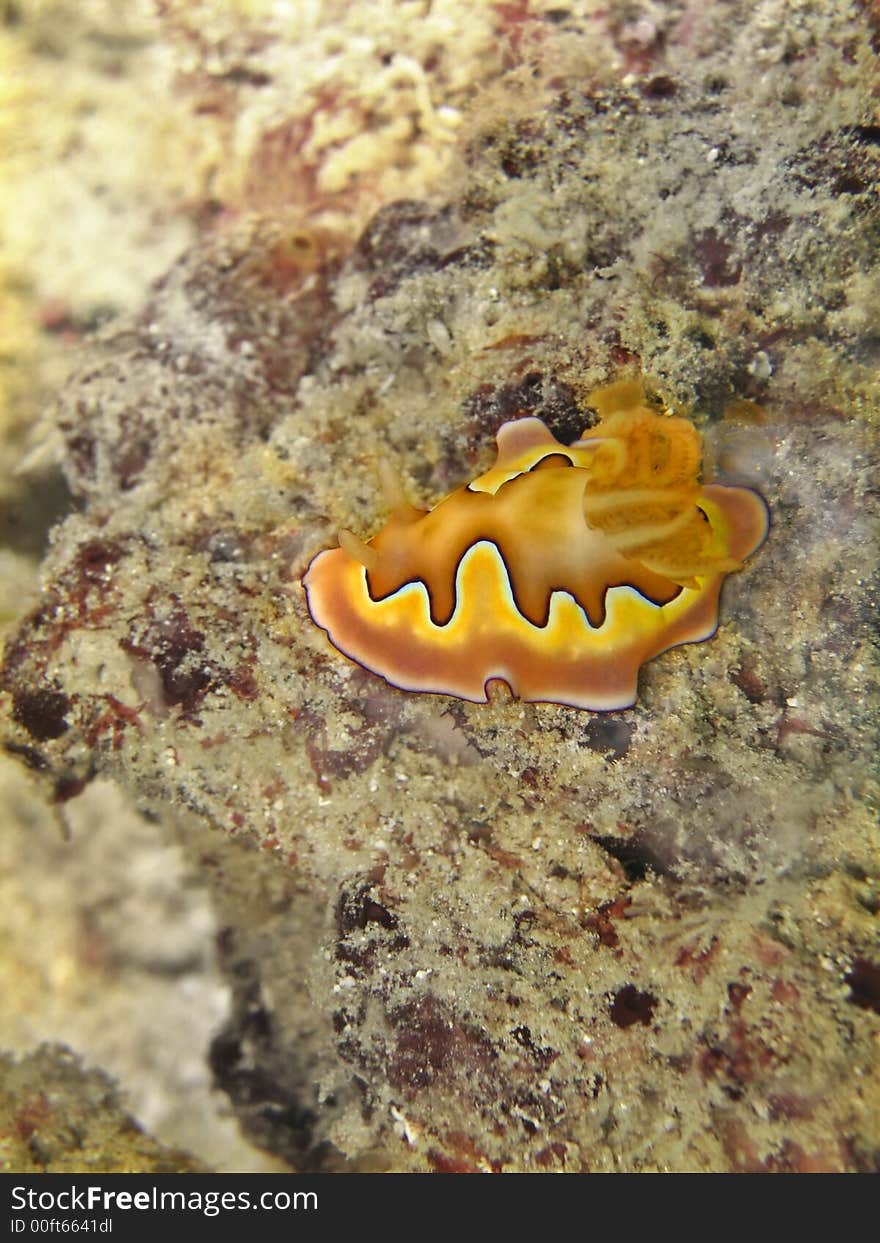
[303,380,769,710]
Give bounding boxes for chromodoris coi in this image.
[303,380,769,710]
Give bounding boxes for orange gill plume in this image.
[575,381,738,585]
[302,378,769,710]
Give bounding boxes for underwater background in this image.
[0,0,877,1172]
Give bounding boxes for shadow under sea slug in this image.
[303,380,769,710]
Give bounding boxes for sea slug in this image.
[303,381,768,709]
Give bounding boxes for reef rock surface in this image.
[2,0,878,1171]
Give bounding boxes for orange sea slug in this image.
[303,380,769,710]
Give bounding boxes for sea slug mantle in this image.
[303,381,769,710]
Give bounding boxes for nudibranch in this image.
[303,381,768,710]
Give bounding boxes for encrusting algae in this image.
[303,380,769,709]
